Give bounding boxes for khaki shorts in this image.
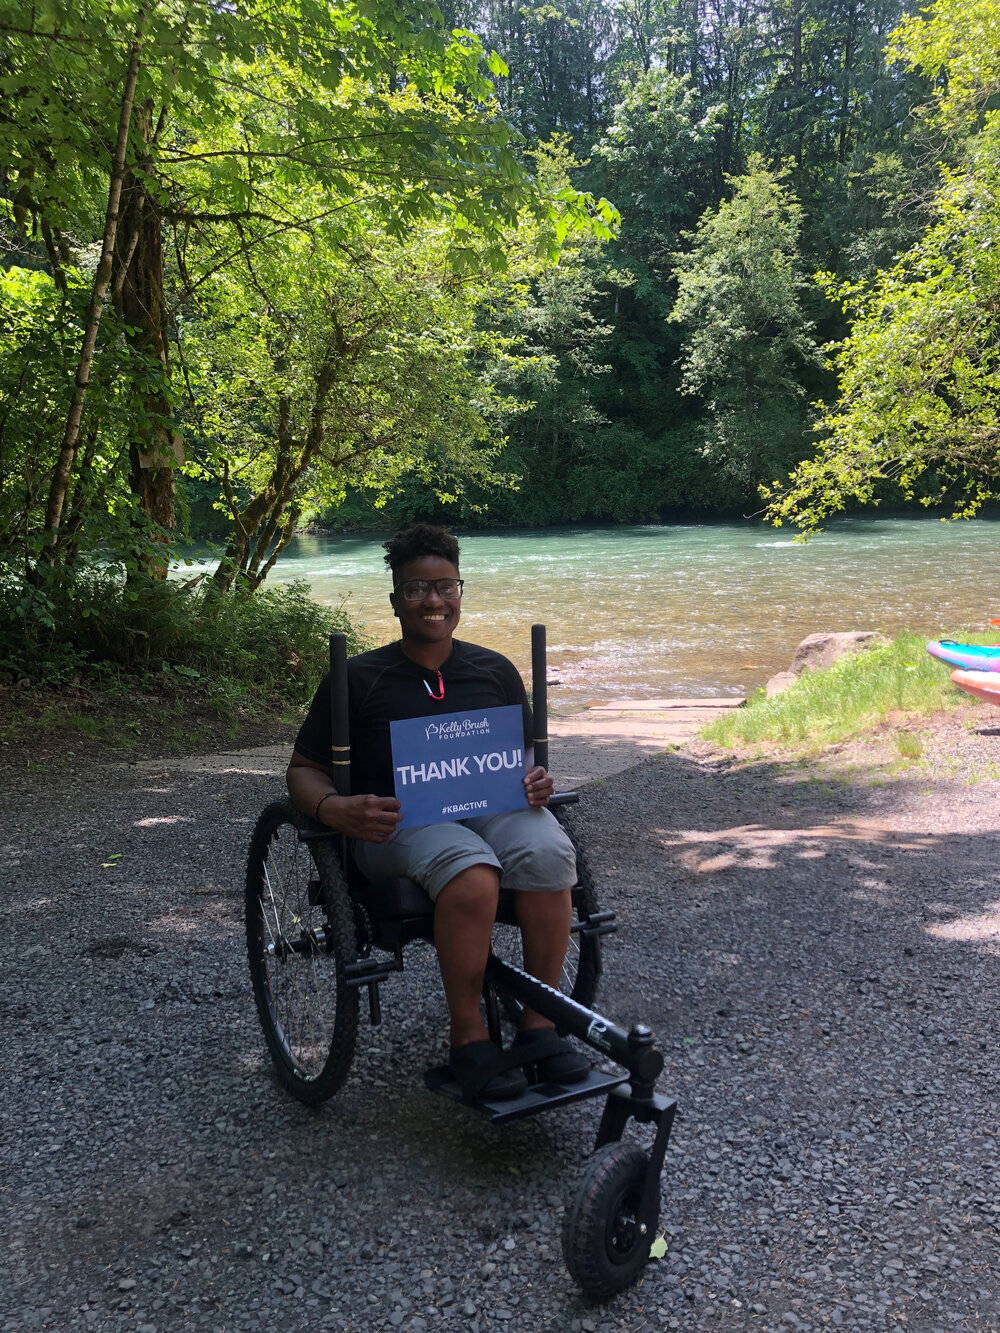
[351,806,576,902]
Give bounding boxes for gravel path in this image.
[2,713,998,1332]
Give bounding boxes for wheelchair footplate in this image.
[424,1062,629,1123]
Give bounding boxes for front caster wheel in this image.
[562,1143,657,1301]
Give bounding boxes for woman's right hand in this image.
[319,793,402,842]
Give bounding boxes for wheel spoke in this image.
[256,820,339,1079]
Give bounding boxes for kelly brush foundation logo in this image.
[424,715,493,742]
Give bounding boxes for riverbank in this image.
[3,706,997,1331]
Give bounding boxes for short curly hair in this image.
[382,523,460,579]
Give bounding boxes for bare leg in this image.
[434,863,500,1048]
[515,888,572,1032]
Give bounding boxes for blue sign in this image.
[390,704,529,829]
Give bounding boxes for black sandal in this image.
[513,1029,590,1084]
[448,1040,529,1102]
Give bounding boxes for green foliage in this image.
[0,567,365,706]
[1,0,568,261]
[0,263,161,566]
[765,0,1000,534]
[671,157,822,489]
[178,219,520,585]
[584,68,723,485]
[6,0,989,550]
[592,69,723,293]
[767,146,1000,531]
[447,1,623,144]
[0,0,612,583]
[702,632,988,753]
[888,0,1000,130]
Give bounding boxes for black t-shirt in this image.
[294,639,533,798]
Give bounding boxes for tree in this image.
[0,262,144,577]
[178,219,523,589]
[463,1,621,144]
[592,69,723,287]
[764,127,1000,532]
[671,155,822,493]
[585,68,723,456]
[474,230,620,522]
[1,0,604,578]
[763,0,1000,533]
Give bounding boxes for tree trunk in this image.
[792,0,804,168]
[250,504,302,590]
[213,339,342,594]
[41,1,149,565]
[689,0,699,85]
[115,100,183,581]
[837,3,858,165]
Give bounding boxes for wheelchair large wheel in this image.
[245,800,359,1106]
[562,1142,656,1301]
[492,808,602,1014]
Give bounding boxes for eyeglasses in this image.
[395,578,465,603]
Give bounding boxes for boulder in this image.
[764,670,798,698]
[790,631,888,676]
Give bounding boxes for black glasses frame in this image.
[394,578,465,602]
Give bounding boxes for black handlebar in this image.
[531,623,548,772]
[328,632,351,797]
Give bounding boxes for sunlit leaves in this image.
[0,0,616,578]
[764,0,1000,535]
[889,0,1000,129]
[176,217,518,577]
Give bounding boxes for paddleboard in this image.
[926,640,1000,671]
[950,668,1000,703]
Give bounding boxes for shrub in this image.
[0,566,367,707]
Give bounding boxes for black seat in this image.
[361,874,434,920]
[345,857,520,928]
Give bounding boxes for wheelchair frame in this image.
[246,626,679,1301]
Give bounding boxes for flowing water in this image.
[180,518,1000,708]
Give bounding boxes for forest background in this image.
[2,0,999,727]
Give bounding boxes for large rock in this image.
[764,671,799,698]
[790,631,888,675]
[763,632,888,698]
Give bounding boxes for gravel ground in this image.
[2,713,998,1333]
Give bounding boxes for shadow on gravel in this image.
[2,738,998,1332]
[578,747,999,1331]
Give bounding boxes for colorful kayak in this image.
[926,640,1000,672]
[950,669,1000,703]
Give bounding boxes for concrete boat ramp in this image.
[131,696,745,786]
[549,696,744,786]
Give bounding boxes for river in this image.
[179,518,1000,708]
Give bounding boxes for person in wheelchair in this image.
[286,523,589,1101]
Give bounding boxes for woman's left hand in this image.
[523,764,554,806]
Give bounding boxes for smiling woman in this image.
[284,523,590,1099]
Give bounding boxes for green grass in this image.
[894,730,924,761]
[702,631,996,754]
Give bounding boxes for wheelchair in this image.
[244,628,678,1301]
